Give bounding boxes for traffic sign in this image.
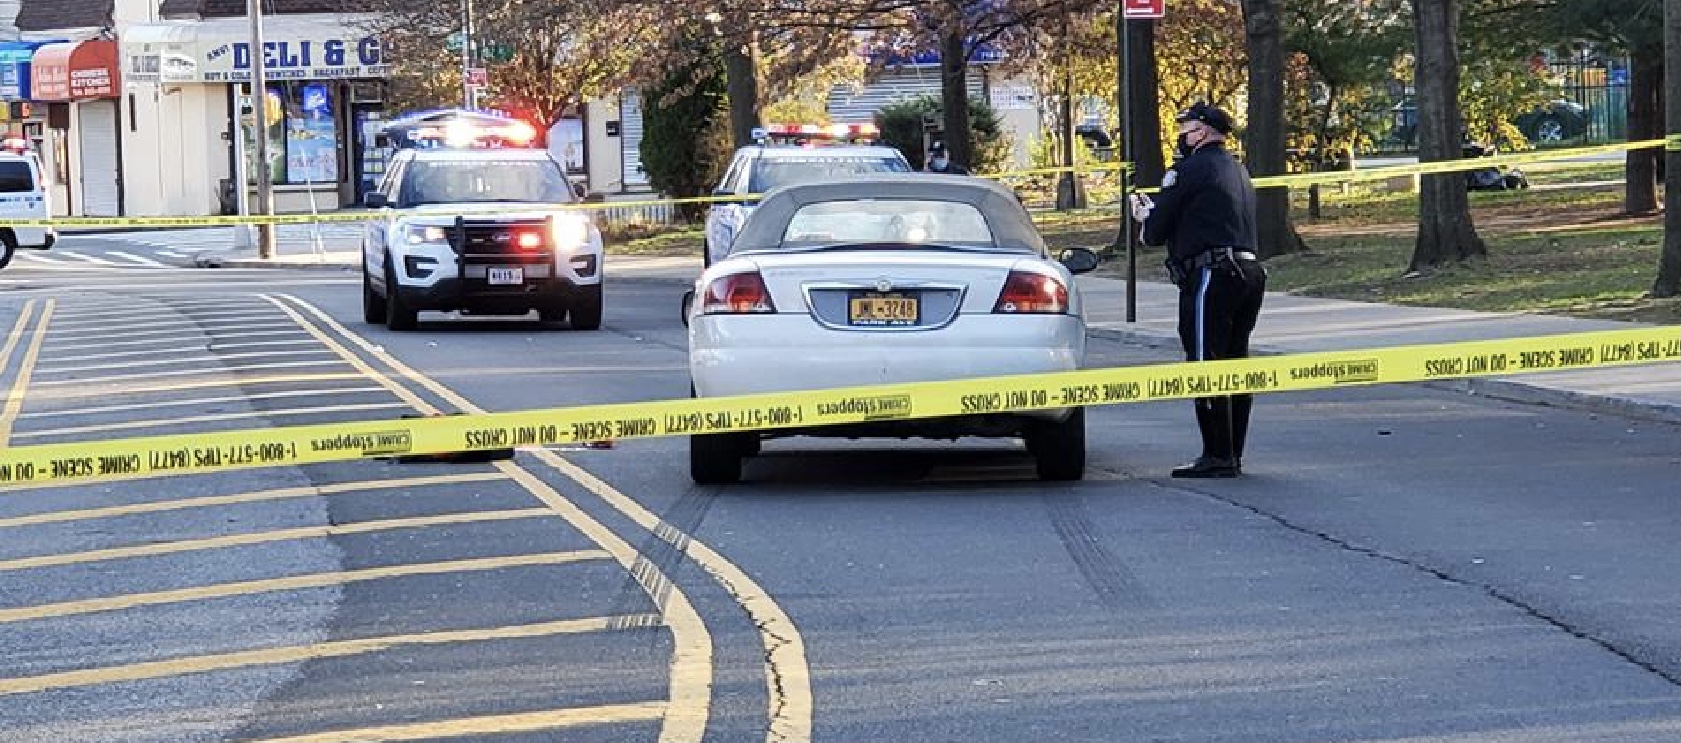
[1123,0,1164,19]
[466,67,488,86]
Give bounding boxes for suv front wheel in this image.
[569,284,603,330]
[362,269,387,324]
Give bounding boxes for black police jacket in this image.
[1141,142,1258,263]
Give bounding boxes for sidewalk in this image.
[194,248,1681,423]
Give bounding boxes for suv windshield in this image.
[401,159,574,206]
[748,155,910,193]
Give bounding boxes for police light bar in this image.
[761,122,879,139]
[384,109,538,149]
[1,137,29,154]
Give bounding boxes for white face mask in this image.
[932,157,948,168]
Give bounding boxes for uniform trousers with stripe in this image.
[1176,258,1267,461]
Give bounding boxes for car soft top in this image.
[731,175,1046,255]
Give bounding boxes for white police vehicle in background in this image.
[0,136,54,269]
[703,123,912,266]
[361,109,604,331]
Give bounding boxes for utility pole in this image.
[248,0,276,258]
[461,0,476,109]
[1118,4,1135,322]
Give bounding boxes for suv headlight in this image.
[551,216,590,253]
[404,225,448,244]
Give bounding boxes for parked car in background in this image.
[1386,98,1590,148]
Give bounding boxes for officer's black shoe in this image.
[1171,456,1241,478]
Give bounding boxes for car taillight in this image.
[702,272,776,314]
[993,270,1069,314]
[515,231,544,249]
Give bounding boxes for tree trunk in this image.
[1655,0,1681,297]
[1407,0,1485,272]
[940,26,974,169]
[1241,0,1306,258]
[723,30,763,151]
[1624,41,1662,215]
[1122,17,1165,188]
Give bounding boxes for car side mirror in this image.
[363,193,388,209]
[572,182,587,199]
[1058,247,1100,275]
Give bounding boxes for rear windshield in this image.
[0,161,35,193]
[778,199,1007,250]
[749,156,910,193]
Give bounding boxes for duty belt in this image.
[1189,247,1258,268]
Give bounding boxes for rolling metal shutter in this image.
[76,100,120,216]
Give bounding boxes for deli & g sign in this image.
[199,36,388,82]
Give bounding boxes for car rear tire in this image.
[0,231,16,270]
[1026,407,1086,481]
[385,258,418,331]
[362,269,387,325]
[570,284,603,330]
[690,433,746,484]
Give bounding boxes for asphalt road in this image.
[0,255,1675,742]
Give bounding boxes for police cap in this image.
[1175,102,1234,134]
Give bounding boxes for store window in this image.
[243,81,341,185]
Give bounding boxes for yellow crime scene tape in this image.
[0,137,1668,229]
[0,327,1674,489]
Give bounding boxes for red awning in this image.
[30,40,121,101]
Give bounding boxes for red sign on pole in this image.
[1123,0,1164,19]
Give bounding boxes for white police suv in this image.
[0,137,54,269]
[361,110,604,331]
[703,123,911,266]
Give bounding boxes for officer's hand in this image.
[1129,194,1153,223]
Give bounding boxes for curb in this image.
[1085,326,1681,425]
[193,253,356,270]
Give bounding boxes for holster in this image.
[1164,257,1189,287]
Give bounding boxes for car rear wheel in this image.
[690,433,746,484]
[0,231,16,270]
[362,269,387,324]
[1534,116,1566,142]
[570,284,603,330]
[1025,407,1086,481]
[384,258,418,331]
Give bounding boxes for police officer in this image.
[924,142,970,175]
[1130,102,1266,478]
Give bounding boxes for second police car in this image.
[703,123,912,266]
[361,110,604,330]
[0,136,54,269]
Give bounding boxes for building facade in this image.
[5,0,390,217]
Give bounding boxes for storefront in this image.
[120,15,390,216]
[29,39,123,217]
[0,40,62,213]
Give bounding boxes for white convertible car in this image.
[685,174,1099,484]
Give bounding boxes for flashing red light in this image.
[500,120,538,145]
[515,231,544,249]
[1,137,28,154]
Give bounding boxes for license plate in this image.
[487,267,524,285]
[848,292,918,326]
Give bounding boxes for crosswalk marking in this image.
[106,250,170,267]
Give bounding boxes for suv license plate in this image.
[487,267,524,285]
